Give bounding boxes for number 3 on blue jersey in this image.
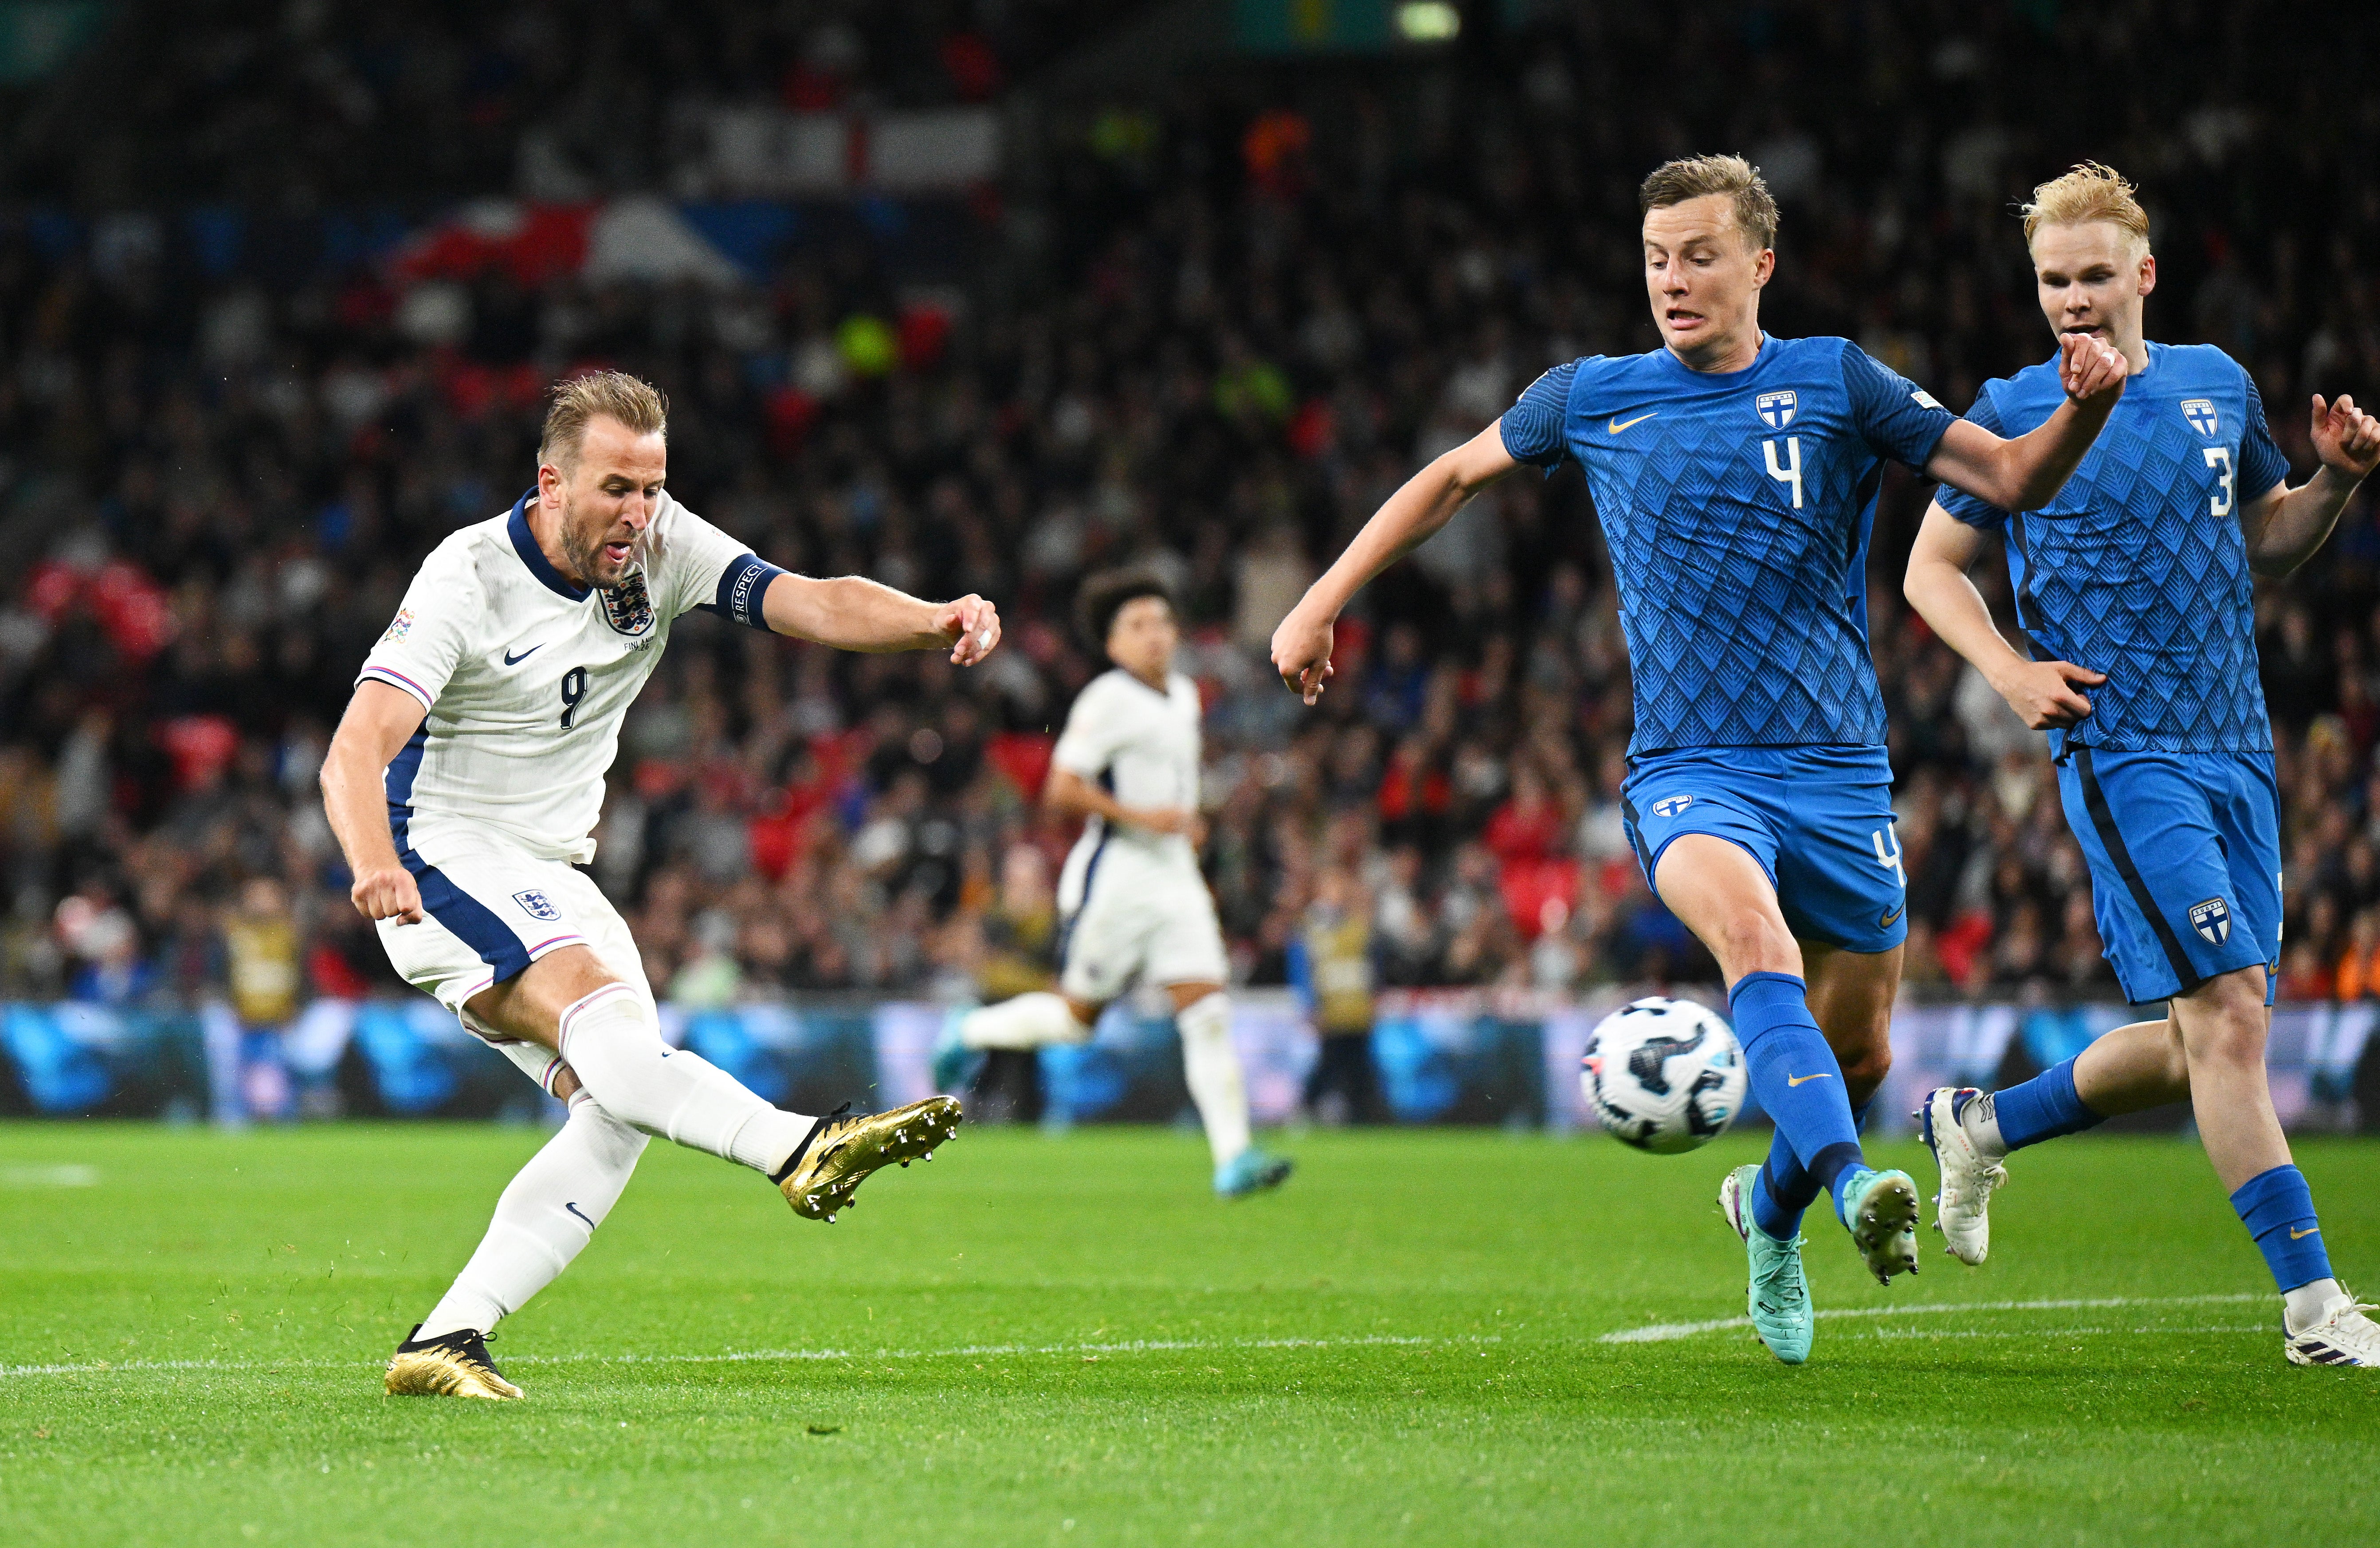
[2203,446,2234,517]
[1764,435,1804,508]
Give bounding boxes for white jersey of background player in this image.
[319,372,996,1400]
[938,572,1292,1199]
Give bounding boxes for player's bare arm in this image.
[1270,422,1517,703]
[760,572,1000,664]
[2239,393,2380,577]
[320,678,431,925]
[1043,766,1196,839]
[1923,331,2129,511]
[1903,502,2104,729]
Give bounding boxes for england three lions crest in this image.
[2181,399,2219,438]
[601,569,655,636]
[2189,896,2231,946]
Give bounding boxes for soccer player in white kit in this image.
[318,373,993,1399]
[935,571,1293,1198]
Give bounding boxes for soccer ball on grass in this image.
[1580,996,1747,1154]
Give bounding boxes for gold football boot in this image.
[384,1325,524,1400]
[773,1097,962,1221]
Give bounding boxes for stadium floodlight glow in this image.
[1396,3,1461,43]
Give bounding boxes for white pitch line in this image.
[1599,1292,2268,1344]
[0,1333,1496,1383]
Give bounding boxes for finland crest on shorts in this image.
[514,889,561,922]
[2189,896,2231,946]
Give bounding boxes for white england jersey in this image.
[357,488,770,862]
[1051,668,1205,904]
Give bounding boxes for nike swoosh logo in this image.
[2291,1226,2320,1239]
[1786,1072,1834,1088]
[1608,413,1658,434]
[566,1202,596,1231]
[504,644,544,665]
[1880,905,1905,928]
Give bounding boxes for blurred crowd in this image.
[5,0,2380,1027]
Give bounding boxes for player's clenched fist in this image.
[1270,606,1336,705]
[2056,330,2128,408]
[2311,394,2380,479]
[935,594,1002,666]
[351,864,424,925]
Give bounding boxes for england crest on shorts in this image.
[601,570,655,636]
[1755,390,1797,429]
[513,890,560,922]
[2189,896,2230,946]
[2182,398,2219,438]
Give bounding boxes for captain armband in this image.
[709,553,791,630]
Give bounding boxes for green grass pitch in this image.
[3,1121,2376,1547]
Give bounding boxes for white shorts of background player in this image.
[1055,848,1230,1002]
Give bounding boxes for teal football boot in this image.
[930,1005,985,1096]
[1214,1147,1294,1198]
[1719,1163,1813,1364]
[1837,1166,1922,1285]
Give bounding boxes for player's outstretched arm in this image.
[760,573,1000,664]
[1926,333,2129,512]
[2240,394,2380,578]
[1903,502,2103,730]
[321,680,431,925]
[1270,423,1518,703]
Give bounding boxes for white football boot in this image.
[2285,1286,2380,1368]
[1917,1086,2007,1267]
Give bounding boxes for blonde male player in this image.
[321,372,992,1399]
[1273,155,2125,1364]
[935,571,1293,1197]
[1905,164,2380,1366]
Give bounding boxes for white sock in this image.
[2285,1277,2347,1332]
[417,1093,648,1340]
[1176,992,1250,1167]
[558,984,812,1174]
[1963,1091,2009,1160]
[961,991,1092,1050]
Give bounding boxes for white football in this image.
[1580,996,1747,1154]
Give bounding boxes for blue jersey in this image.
[1501,335,1954,753]
[1938,341,2289,756]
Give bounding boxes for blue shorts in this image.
[2057,748,2281,1005]
[1620,745,1907,954]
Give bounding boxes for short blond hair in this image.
[540,370,668,470]
[2021,163,2150,253]
[1639,154,1779,252]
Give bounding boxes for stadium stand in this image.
[2,0,2376,1046]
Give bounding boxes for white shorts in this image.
[1056,859,1229,1003]
[376,811,653,1091]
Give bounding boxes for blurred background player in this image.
[939,569,1293,1198]
[322,371,993,1399]
[1271,153,2128,1364]
[1906,164,2380,1368]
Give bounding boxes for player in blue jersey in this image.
[1270,154,2128,1363]
[1905,164,2380,1367]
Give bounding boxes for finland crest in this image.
[601,569,656,636]
[1755,390,1797,429]
[1650,794,1695,819]
[513,890,561,922]
[2189,896,2231,946]
[2182,398,2219,438]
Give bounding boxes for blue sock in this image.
[1990,1055,2105,1152]
[1751,1098,1874,1241]
[2230,1164,2334,1293]
[1732,972,1863,1226]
